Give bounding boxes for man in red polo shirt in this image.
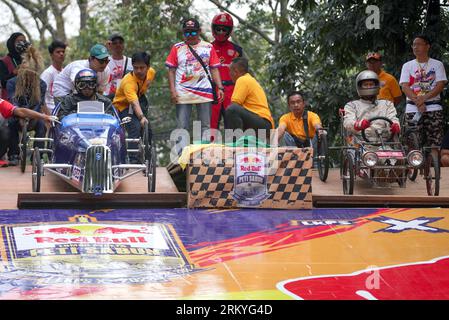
[0,98,54,167]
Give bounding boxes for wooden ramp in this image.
[312,167,449,207]
[0,166,186,209]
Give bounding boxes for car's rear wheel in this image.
[32,147,41,192]
[317,134,329,182]
[424,151,440,196]
[142,122,156,192]
[341,152,354,195]
[20,124,28,173]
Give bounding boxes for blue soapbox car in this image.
[30,101,156,194]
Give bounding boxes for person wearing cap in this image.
[40,40,67,114]
[0,98,55,167]
[399,34,447,153]
[53,44,111,104]
[166,18,224,154]
[365,52,402,106]
[104,33,133,99]
[113,52,155,164]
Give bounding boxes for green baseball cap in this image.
[90,44,109,59]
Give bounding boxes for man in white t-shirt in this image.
[103,33,133,99]
[53,44,111,105]
[166,18,223,154]
[399,34,447,148]
[40,40,66,114]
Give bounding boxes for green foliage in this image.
[269,0,449,149]
[67,0,192,166]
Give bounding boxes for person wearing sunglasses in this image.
[166,18,224,155]
[210,13,244,141]
[53,44,111,105]
[57,68,114,120]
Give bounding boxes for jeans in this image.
[118,108,152,164]
[175,102,211,154]
[282,131,318,167]
[225,103,272,143]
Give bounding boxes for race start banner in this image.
[187,146,313,209]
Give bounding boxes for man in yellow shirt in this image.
[277,91,325,148]
[113,52,155,163]
[225,57,274,143]
[366,52,402,106]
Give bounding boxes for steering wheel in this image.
[361,116,394,143]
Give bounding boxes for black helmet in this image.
[74,68,97,92]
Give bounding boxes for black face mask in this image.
[6,32,25,58]
[15,40,31,54]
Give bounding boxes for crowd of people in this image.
[0,15,449,170]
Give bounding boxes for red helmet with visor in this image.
[212,13,234,42]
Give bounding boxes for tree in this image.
[0,0,91,47]
[269,0,449,149]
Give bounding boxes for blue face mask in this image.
[184,31,198,37]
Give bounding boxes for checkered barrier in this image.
[187,146,313,209]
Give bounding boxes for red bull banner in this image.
[0,207,448,299]
[187,146,313,209]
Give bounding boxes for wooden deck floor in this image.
[0,166,179,209]
[1,166,448,209]
[313,167,449,196]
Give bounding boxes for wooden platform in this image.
[1,166,448,209]
[0,166,185,209]
[312,167,449,207]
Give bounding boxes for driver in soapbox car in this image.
[31,68,156,194]
[340,70,424,193]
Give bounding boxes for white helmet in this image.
[356,70,379,97]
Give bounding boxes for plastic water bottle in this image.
[411,111,422,123]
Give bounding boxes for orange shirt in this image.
[279,111,322,140]
[113,68,156,112]
[231,73,274,128]
[378,70,402,102]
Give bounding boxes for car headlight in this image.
[362,152,378,167]
[407,150,423,167]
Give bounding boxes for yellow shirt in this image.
[231,73,274,128]
[113,68,156,112]
[378,70,402,102]
[279,111,322,140]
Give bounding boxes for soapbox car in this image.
[338,113,425,195]
[30,101,156,194]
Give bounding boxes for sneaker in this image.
[0,160,8,167]
[7,155,19,166]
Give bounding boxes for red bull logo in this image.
[241,156,262,164]
[18,224,156,246]
[278,255,449,300]
[23,227,81,235]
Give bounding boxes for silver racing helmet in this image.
[355,70,379,98]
